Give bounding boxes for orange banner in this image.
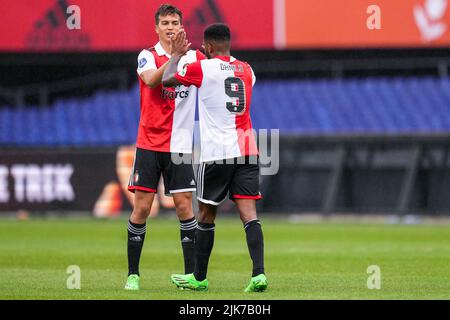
[2,0,450,51]
[285,0,450,48]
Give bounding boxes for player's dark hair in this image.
[204,23,231,42]
[155,4,183,25]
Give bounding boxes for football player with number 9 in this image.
[163,23,268,293]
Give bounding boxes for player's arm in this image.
[162,55,184,88]
[136,49,172,88]
[163,43,203,87]
[139,62,170,88]
[163,59,204,88]
[162,30,191,87]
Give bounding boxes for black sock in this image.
[244,219,265,277]
[180,217,198,274]
[127,220,146,276]
[193,222,215,281]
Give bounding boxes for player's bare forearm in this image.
[140,61,170,88]
[162,29,190,87]
[162,54,183,87]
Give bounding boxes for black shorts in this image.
[196,156,262,206]
[128,148,196,195]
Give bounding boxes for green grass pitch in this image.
[0,216,449,300]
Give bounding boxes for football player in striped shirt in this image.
[124,4,205,291]
[162,24,267,292]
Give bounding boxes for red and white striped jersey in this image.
[175,55,258,162]
[136,42,205,153]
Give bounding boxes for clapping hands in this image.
[170,29,192,57]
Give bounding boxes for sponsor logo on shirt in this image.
[161,88,190,100]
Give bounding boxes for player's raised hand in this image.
[170,29,191,56]
[171,29,186,54]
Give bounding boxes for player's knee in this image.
[198,214,215,224]
[174,194,193,215]
[239,209,258,224]
[132,202,152,218]
[175,201,192,217]
[198,207,216,224]
[236,200,257,223]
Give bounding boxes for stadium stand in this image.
[1,76,450,147]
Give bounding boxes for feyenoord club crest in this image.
[180,65,188,77]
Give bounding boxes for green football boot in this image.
[124,274,140,290]
[244,274,268,292]
[171,273,209,291]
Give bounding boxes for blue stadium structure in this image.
[1,76,450,147]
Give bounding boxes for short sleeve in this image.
[251,67,256,87]
[137,50,157,75]
[175,61,203,88]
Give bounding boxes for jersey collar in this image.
[155,42,171,58]
[215,55,236,63]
